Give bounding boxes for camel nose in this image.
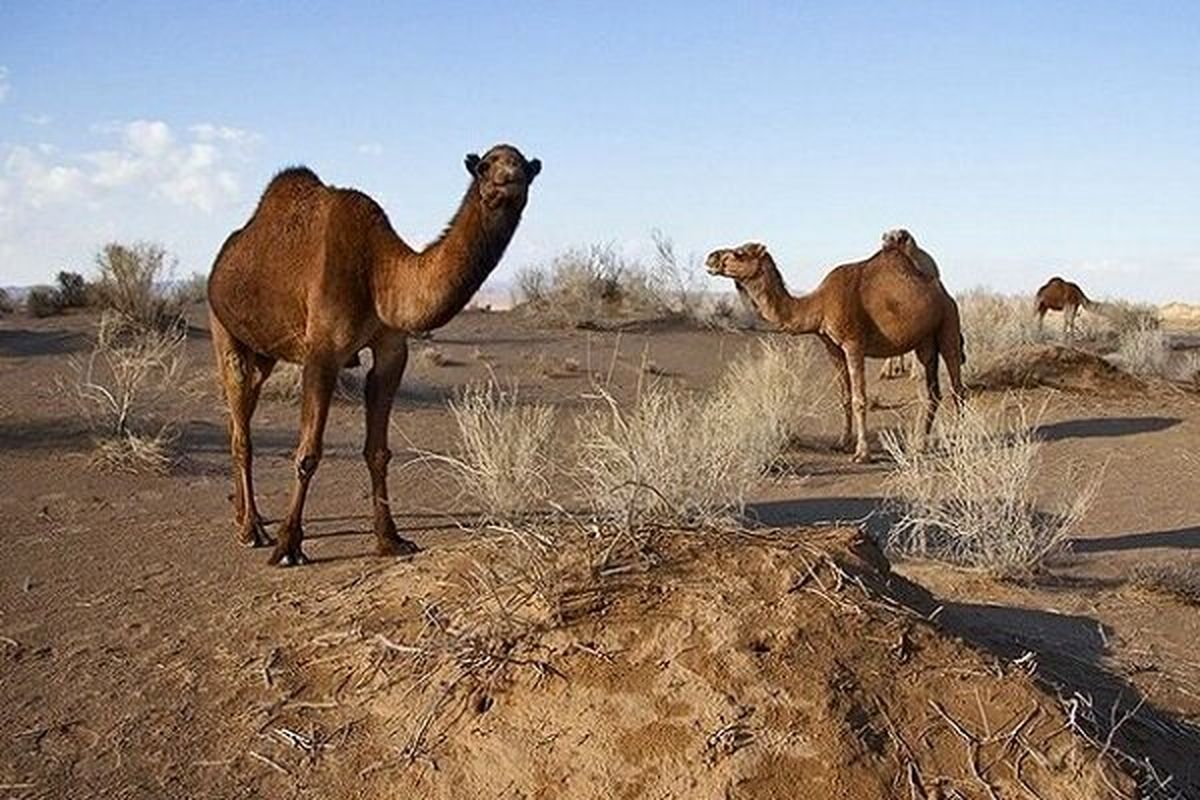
[705,253,723,274]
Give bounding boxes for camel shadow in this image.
[937,601,1200,795]
[1072,525,1200,554]
[0,328,88,358]
[1035,416,1181,442]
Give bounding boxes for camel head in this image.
[464,144,541,217]
[881,228,915,254]
[705,242,773,282]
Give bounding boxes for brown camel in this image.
[1035,277,1091,340]
[878,228,940,380]
[706,242,965,462]
[207,144,541,566]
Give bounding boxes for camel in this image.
[207,144,541,566]
[1035,277,1091,340]
[706,242,965,462]
[877,228,940,380]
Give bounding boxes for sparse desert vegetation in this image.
[881,398,1099,577]
[67,310,187,471]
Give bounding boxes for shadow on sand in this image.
[1072,526,1200,554]
[0,328,89,358]
[1035,416,1181,442]
[938,601,1200,796]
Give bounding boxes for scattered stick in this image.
[247,750,289,776]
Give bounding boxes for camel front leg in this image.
[364,335,419,557]
[844,347,870,463]
[270,357,338,567]
[820,336,852,452]
[211,312,275,548]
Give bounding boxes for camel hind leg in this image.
[937,321,966,411]
[364,333,419,557]
[844,346,871,463]
[915,341,941,444]
[211,311,275,547]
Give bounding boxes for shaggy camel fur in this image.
[878,228,940,380]
[706,243,965,462]
[1035,277,1091,340]
[208,144,541,565]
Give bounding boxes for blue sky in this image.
[2,2,1197,300]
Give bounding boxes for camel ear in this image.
[746,243,767,259]
[525,158,542,182]
[464,153,482,176]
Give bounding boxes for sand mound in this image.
[264,529,1133,798]
[970,344,1143,394]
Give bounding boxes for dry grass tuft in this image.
[880,398,1099,578]
[1108,320,1170,377]
[68,310,187,472]
[25,285,66,318]
[436,381,558,521]
[418,346,460,368]
[1129,564,1200,605]
[578,338,829,531]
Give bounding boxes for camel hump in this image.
[872,247,932,281]
[256,166,325,208]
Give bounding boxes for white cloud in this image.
[1,119,260,212]
[0,118,262,284]
[0,66,9,103]
[357,142,383,156]
[23,113,52,126]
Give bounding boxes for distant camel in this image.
[706,243,964,462]
[207,144,541,566]
[1035,277,1091,340]
[877,228,940,380]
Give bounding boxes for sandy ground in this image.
[1,306,1199,798]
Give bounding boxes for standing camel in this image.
[877,228,940,380]
[1035,277,1091,340]
[706,242,964,463]
[207,144,541,566]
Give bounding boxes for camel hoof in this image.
[240,518,274,548]
[377,536,420,558]
[268,540,310,567]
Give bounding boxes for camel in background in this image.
[706,242,964,462]
[1036,277,1091,340]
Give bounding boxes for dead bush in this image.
[956,289,1040,377]
[172,272,209,306]
[68,311,187,472]
[435,381,558,521]
[1129,564,1200,605]
[91,242,184,330]
[56,271,89,308]
[578,339,828,531]
[0,288,14,315]
[880,398,1098,578]
[1108,320,1170,377]
[26,285,65,318]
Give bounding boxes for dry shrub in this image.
[438,381,558,521]
[56,271,89,308]
[1129,564,1200,605]
[578,339,828,530]
[515,234,712,327]
[1108,320,1170,377]
[0,287,14,315]
[1092,299,1160,334]
[172,272,209,306]
[25,285,65,318]
[418,346,459,368]
[956,289,1040,377]
[91,242,184,330]
[69,310,187,471]
[260,360,367,404]
[880,398,1098,577]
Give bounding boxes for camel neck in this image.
[744,260,823,334]
[373,186,519,331]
